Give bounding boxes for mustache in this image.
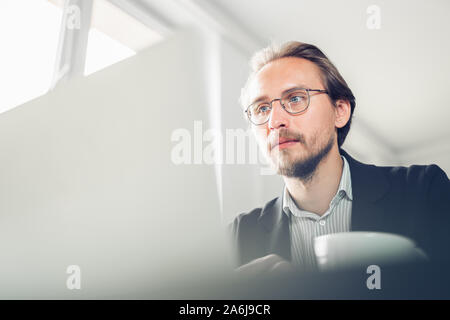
[268,128,305,150]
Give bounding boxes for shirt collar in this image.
[282,155,353,216]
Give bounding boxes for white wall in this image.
[398,139,450,176]
[343,117,402,166]
[344,115,450,176]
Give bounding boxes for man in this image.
[231,41,450,275]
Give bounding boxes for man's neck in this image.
[283,146,344,216]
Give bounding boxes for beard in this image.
[271,130,334,182]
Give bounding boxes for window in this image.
[0,0,164,113]
[85,0,163,75]
[0,0,62,113]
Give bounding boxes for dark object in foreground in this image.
[227,260,450,299]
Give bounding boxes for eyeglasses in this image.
[244,88,329,125]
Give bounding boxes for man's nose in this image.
[268,100,289,130]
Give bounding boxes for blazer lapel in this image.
[257,197,292,261]
[340,149,391,231]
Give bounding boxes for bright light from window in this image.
[0,0,62,114]
[85,0,162,75]
[84,28,136,76]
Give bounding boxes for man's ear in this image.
[334,99,351,129]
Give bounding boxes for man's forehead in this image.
[248,57,323,103]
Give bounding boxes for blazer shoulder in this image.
[387,163,447,178]
[228,197,281,266]
[229,197,280,234]
[383,163,449,190]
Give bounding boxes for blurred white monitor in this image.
[0,28,230,299]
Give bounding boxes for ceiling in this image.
[208,0,450,153]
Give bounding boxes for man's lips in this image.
[271,139,300,150]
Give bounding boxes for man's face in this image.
[247,57,339,179]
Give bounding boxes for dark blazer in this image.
[231,149,450,267]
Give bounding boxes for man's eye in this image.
[256,105,270,113]
[289,95,304,103]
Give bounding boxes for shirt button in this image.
[319,220,326,226]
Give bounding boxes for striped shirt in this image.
[282,155,353,271]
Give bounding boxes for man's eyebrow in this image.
[250,85,310,105]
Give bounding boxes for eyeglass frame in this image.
[244,88,329,125]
